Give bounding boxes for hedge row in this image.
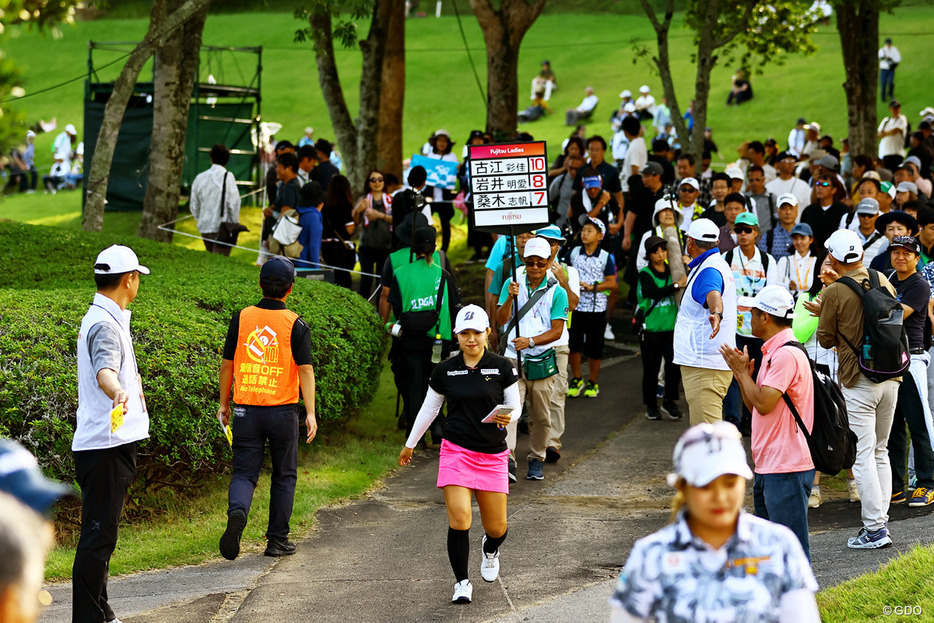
[0,222,385,490]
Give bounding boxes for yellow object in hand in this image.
[224,424,233,446]
[111,404,125,433]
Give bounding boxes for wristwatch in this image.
[712,311,723,320]
[529,337,536,348]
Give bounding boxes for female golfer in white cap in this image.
[398,304,520,605]
[609,422,820,622]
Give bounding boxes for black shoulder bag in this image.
[217,171,248,248]
[399,270,449,337]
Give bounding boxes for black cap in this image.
[875,210,919,235]
[396,211,431,244]
[314,138,332,154]
[413,226,437,250]
[275,140,294,152]
[890,99,901,109]
[889,235,920,255]
[299,181,325,207]
[260,256,295,283]
[644,235,666,256]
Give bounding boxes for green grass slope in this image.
[3,3,933,178]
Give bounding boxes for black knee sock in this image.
[483,529,507,554]
[447,527,470,582]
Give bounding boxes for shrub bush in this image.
[0,222,385,492]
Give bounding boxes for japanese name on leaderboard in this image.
[468,142,549,228]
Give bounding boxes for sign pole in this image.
[510,225,523,379]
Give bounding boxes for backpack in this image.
[775,341,857,476]
[837,269,910,383]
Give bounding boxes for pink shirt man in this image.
[752,327,815,474]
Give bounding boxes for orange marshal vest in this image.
[232,306,301,406]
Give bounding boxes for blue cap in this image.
[582,175,602,190]
[534,225,566,244]
[0,439,74,516]
[790,223,814,237]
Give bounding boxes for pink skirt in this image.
[437,439,510,494]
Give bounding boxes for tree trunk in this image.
[352,0,392,193]
[836,2,878,158]
[470,0,546,139]
[82,0,211,232]
[639,0,690,153]
[138,0,209,241]
[377,0,405,181]
[311,0,392,194]
[688,0,719,166]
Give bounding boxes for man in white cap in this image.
[672,218,737,425]
[45,124,77,193]
[565,86,599,126]
[807,228,899,549]
[634,85,656,120]
[22,129,37,193]
[845,198,888,265]
[497,236,569,481]
[72,245,151,622]
[878,99,908,171]
[720,285,815,558]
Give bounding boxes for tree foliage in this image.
[637,0,821,161]
[0,0,80,154]
[294,0,395,193]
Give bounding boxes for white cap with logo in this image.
[826,229,863,264]
[737,285,795,319]
[686,218,719,243]
[523,237,552,259]
[94,245,150,275]
[454,304,489,334]
[668,422,753,487]
[777,193,798,207]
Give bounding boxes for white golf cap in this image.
[523,237,552,259]
[25,130,35,139]
[619,89,632,99]
[686,218,719,243]
[65,124,77,135]
[725,166,744,180]
[738,285,795,319]
[94,245,150,275]
[623,102,636,113]
[639,85,650,94]
[668,422,753,487]
[454,304,489,334]
[777,193,798,207]
[679,177,700,191]
[826,229,863,264]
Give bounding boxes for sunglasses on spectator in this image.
[679,187,697,193]
[858,213,875,218]
[815,181,831,187]
[733,226,755,234]
[369,177,384,183]
[525,259,550,268]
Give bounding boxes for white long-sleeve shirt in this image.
[190,164,241,235]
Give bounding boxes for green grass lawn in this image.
[44,355,402,581]
[4,3,933,178]
[8,4,934,615]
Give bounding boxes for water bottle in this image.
[861,336,873,361]
[431,334,443,364]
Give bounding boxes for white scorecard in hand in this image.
[482,404,515,423]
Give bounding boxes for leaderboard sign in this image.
[468,141,550,234]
